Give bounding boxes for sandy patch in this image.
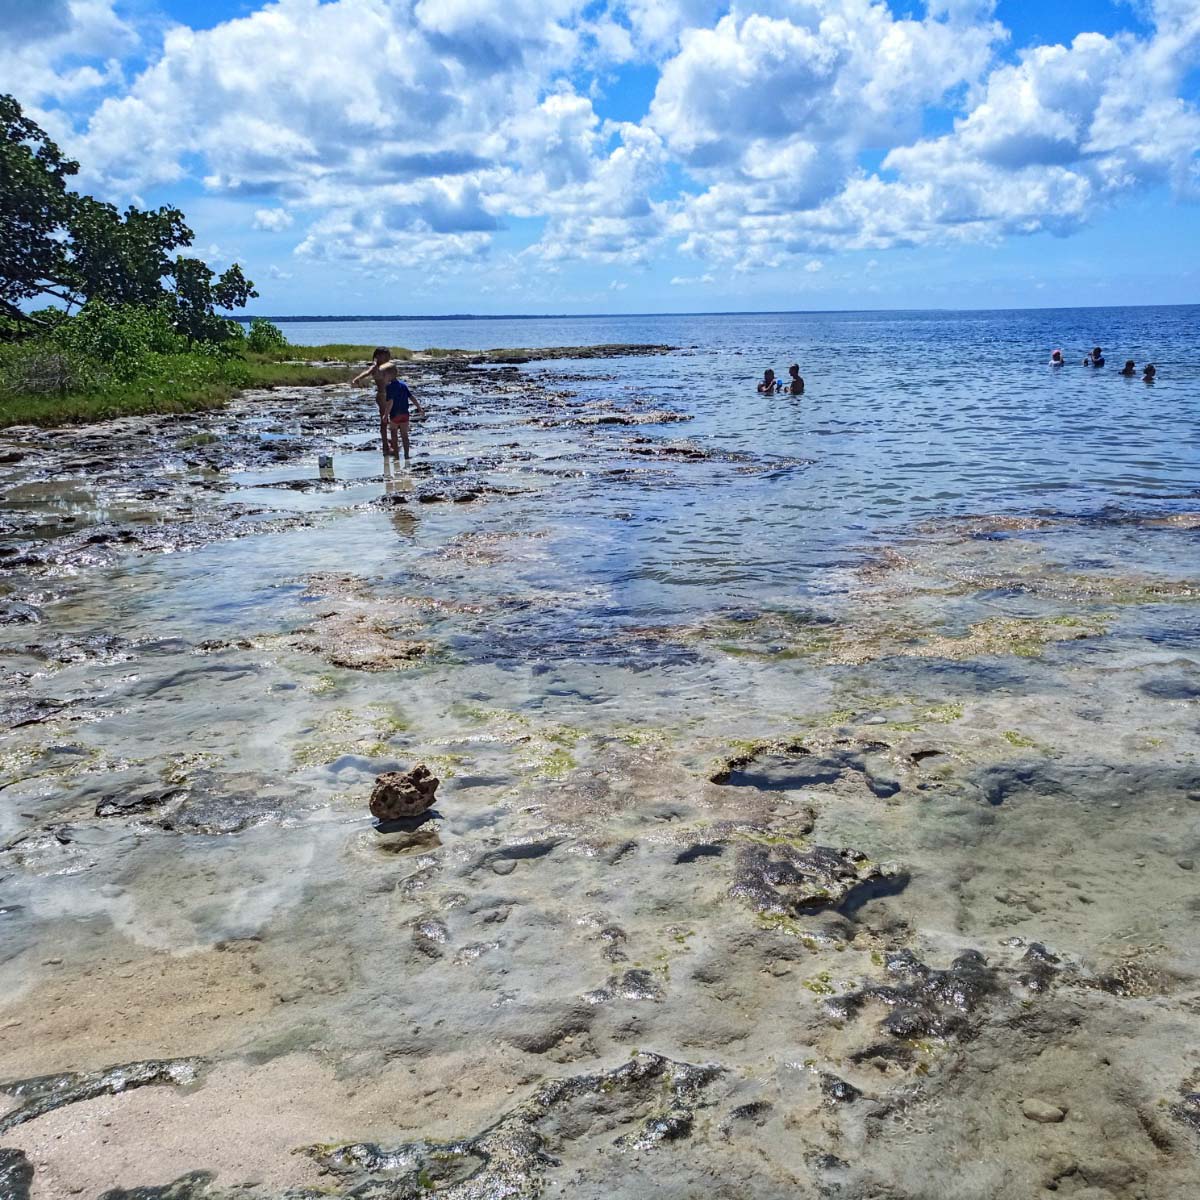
[1,1049,528,1198]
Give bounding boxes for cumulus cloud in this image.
[665,0,1200,266]
[252,208,294,232]
[5,0,1198,277]
[0,0,136,112]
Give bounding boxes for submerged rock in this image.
[0,1058,200,1135]
[370,764,440,820]
[730,843,903,917]
[827,948,1008,1042]
[308,1052,721,1197]
[584,968,666,1004]
[0,1150,32,1200]
[0,601,40,625]
[1022,1097,1067,1123]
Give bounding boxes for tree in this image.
[68,198,194,308]
[0,93,256,338]
[0,93,78,324]
[169,257,257,344]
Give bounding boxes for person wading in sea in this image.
[352,347,397,454]
[352,347,426,460]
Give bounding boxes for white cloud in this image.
[805,259,824,272]
[0,0,136,113]
[4,0,1197,279]
[252,208,294,232]
[664,0,1200,267]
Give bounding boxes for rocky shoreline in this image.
[1,356,1198,1198]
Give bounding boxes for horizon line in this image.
[235,300,1199,322]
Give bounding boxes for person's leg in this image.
[400,421,411,461]
[388,419,400,457]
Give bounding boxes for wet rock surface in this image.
[1,365,1200,1198]
[307,1052,720,1199]
[0,1060,200,1135]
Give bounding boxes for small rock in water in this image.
[1178,859,1195,871]
[369,764,439,820]
[1021,1098,1066,1123]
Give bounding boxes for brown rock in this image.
[370,765,440,820]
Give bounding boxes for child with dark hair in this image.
[352,348,396,453]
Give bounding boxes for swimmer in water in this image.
[1049,349,1064,366]
[1084,346,1105,368]
[786,363,805,395]
[1119,360,1137,376]
[1143,363,1156,383]
[757,369,781,394]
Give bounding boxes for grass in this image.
[1,338,673,428]
[0,355,354,429]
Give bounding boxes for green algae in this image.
[802,971,836,996]
[923,703,964,723]
[161,751,219,786]
[292,704,410,768]
[1002,730,1038,749]
[528,748,576,778]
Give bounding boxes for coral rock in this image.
[370,765,440,820]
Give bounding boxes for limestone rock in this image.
[1022,1098,1066,1123]
[370,764,440,820]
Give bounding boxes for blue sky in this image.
[3,0,1198,314]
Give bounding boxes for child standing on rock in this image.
[352,347,426,460]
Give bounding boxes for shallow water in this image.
[0,315,1199,1198]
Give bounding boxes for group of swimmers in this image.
[1051,346,1157,381]
[352,346,427,459]
[757,364,805,394]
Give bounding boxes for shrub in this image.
[246,318,288,354]
[52,301,185,380]
[0,339,99,397]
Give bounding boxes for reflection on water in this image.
[382,458,418,539]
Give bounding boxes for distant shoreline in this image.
[233,301,1198,323]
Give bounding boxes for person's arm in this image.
[409,387,426,418]
[351,364,375,386]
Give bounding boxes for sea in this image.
[272,305,1200,583]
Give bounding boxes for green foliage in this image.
[0,93,78,324]
[246,318,289,354]
[52,301,185,380]
[0,351,352,427]
[0,93,256,339]
[0,338,96,396]
[66,197,193,308]
[169,257,256,345]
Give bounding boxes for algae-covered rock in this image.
[730,843,903,917]
[370,764,440,820]
[0,1149,33,1200]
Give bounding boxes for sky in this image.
[3,0,1199,315]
